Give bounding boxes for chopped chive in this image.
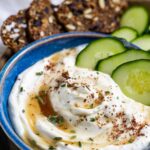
[105,91,110,95]
[36,71,43,76]
[20,87,24,92]
[49,146,56,150]
[70,130,76,133]
[36,133,40,136]
[89,138,94,141]
[78,141,82,147]
[89,104,94,109]
[61,84,66,87]
[30,140,36,146]
[48,115,64,125]
[70,135,76,139]
[90,118,95,122]
[128,137,135,143]
[53,137,62,141]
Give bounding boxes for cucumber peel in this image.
[132,35,150,51]
[97,49,150,75]
[112,27,138,42]
[121,6,149,35]
[76,38,126,69]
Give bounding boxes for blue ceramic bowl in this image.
[0,32,138,149]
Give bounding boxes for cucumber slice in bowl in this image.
[76,38,126,69]
[112,60,150,105]
[132,35,150,51]
[121,6,149,35]
[112,27,138,42]
[97,49,150,75]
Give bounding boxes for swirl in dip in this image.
[9,45,150,150]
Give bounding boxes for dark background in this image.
[0,128,19,150]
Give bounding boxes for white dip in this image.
[9,45,150,150]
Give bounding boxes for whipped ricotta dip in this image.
[9,45,150,150]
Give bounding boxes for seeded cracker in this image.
[28,0,61,40]
[53,0,128,33]
[1,10,28,52]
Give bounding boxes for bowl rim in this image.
[0,32,110,150]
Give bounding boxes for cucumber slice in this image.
[97,49,150,75]
[112,60,150,105]
[121,6,149,35]
[112,27,138,42]
[132,35,150,51]
[76,38,126,69]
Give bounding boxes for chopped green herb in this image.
[30,140,36,147]
[90,118,95,122]
[89,138,93,141]
[36,71,43,76]
[96,71,100,75]
[48,115,64,125]
[53,137,62,141]
[36,133,40,136]
[20,87,24,92]
[70,130,76,133]
[89,104,94,109]
[78,141,82,147]
[61,84,66,87]
[35,96,45,104]
[105,91,110,95]
[128,137,135,143]
[49,146,56,150]
[70,135,76,139]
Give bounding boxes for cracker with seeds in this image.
[1,10,28,52]
[28,0,61,40]
[53,0,128,33]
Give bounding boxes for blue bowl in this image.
[0,32,138,149]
